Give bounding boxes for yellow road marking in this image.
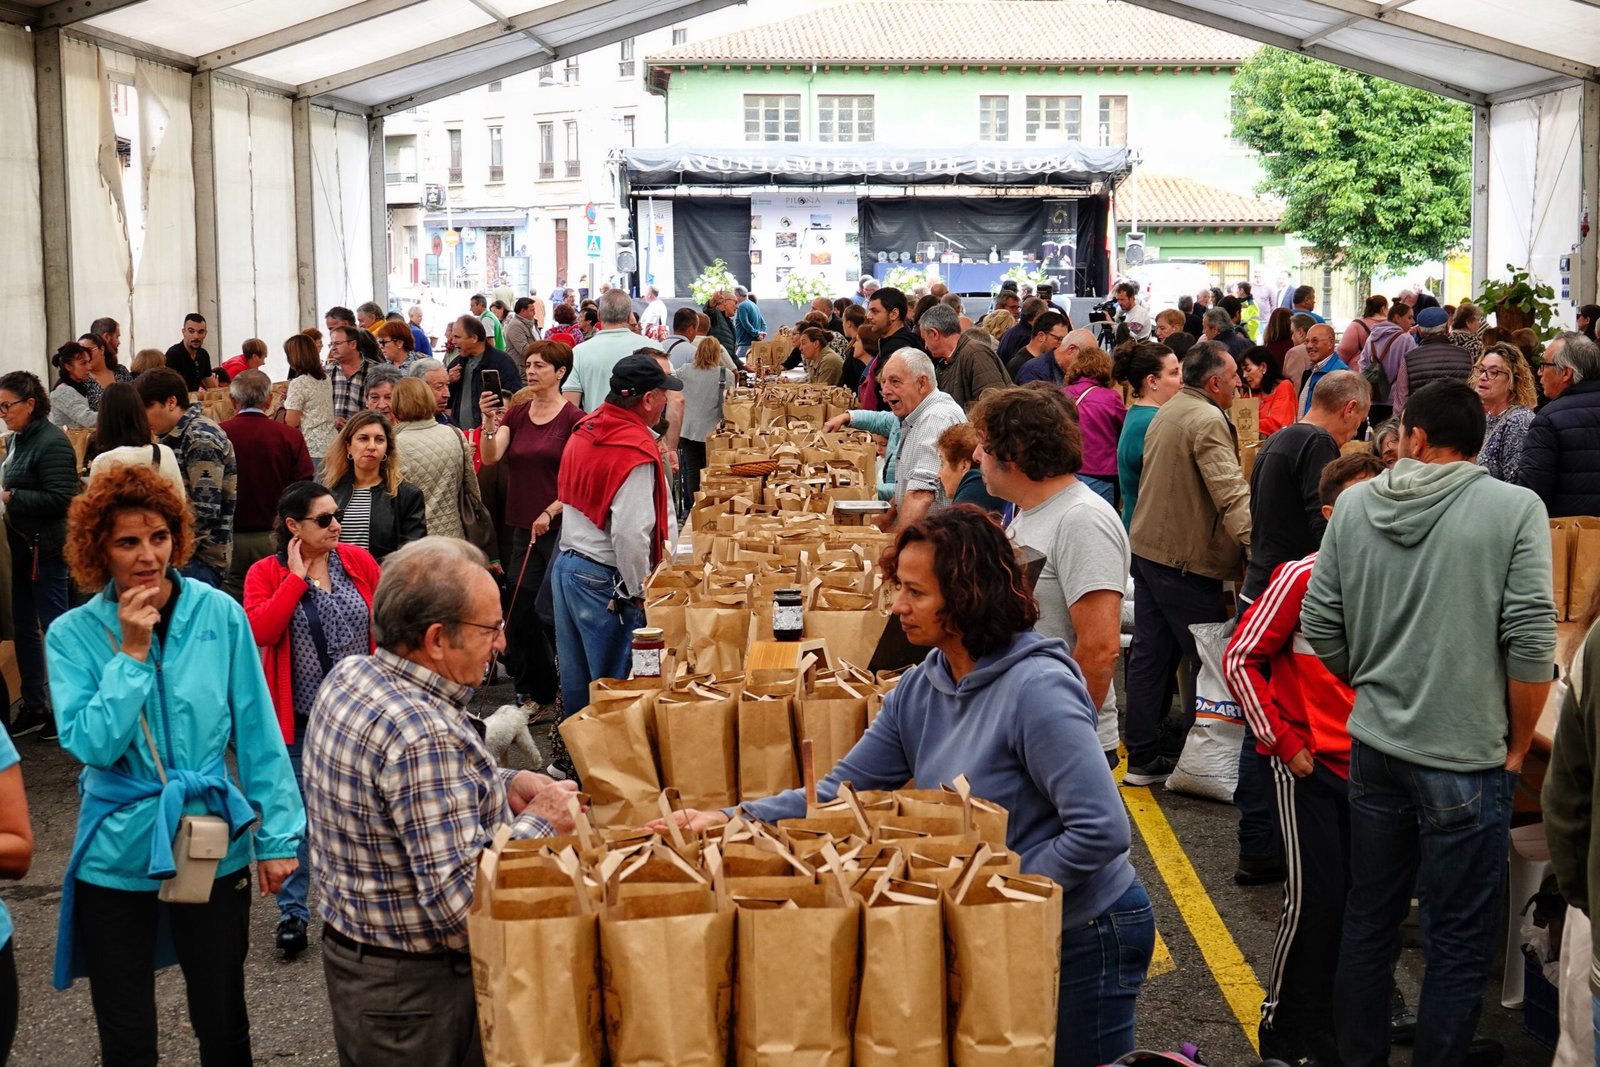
[1149,930,1176,978]
[1117,760,1263,1053]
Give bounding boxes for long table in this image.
[870,261,1014,295]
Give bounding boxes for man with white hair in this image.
[918,303,1008,409]
[732,286,766,365]
[640,286,669,334]
[854,275,880,306]
[878,349,967,530]
[564,289,665,413]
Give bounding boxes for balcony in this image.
[565,160,581,177]
[384,170,422,206]
[448,167,462,184]
[618,60,635,77]
[488,165,504,183]
[539,161,554,180]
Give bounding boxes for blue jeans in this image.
[275,729,310,922]
[1078,473,1117,506]
[551,551,644,723]
[1058,879,1154,1067]
[1334,740,1514,1067]
[180,559,222,588]
[11,549,69,710]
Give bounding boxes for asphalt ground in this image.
[0,672,1555,1066]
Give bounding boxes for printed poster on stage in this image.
[749,194,858,300]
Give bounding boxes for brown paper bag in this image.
[738,687,801,800]
[794,676,870,782]
[654,681,740,809]
[906,843,1021,893]
[600,887,734,1067]
[945,851,1064,1066]
[724,393,756,432]
[469,843,604,1067]
[1232,396,1261,446]
[559,696,662,827]
[685,590,751,676]
[1552,520,1573,620]
[731,864,859,1066]
[896,776,1011,849]
[1566,517,1600,623]
[855,871,948,1067]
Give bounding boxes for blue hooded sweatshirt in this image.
[738,629,1136,927]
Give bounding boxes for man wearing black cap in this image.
[548,352,680,766]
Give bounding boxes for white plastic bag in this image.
[1166,620,1244,802]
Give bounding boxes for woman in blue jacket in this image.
[44,463,304,1066]
[661,505,1154,1067]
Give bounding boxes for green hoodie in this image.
[1301,458,1556,770]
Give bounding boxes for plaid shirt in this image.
[327,359,368,423]
[303,648,551,952]
[894,388,966,507]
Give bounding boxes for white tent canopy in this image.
[1119,0,1600,319]
[0,0,744,375]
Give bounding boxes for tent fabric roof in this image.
[1112,0,1600,106]
[647,0,1257,64]
[1116,172,1284,226]
[0,0,743,115]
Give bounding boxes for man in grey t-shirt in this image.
[971,387,1130,764]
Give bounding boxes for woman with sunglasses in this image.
[47,341,97,430]
[78,332,130,411]
[375,319,416,368]
[1473,341,1539,483]
[243,480,378,960]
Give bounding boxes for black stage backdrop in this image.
[672,198,751,292]
[859,196,1109,296]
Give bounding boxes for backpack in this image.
[1362,331,1400,404]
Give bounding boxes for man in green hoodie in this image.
[1302,380,1556,1067]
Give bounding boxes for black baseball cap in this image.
[610,352,682,397]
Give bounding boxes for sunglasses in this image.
[296,513,337,528]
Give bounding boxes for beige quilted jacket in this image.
[393,419,482,542]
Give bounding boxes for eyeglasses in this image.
[379,337,402,346]
[451,618,507,636]
[330,339,354,348]
[1539,360,1561,370]
[1477,367,1508,380]
[296,513,337,528]
[0,401,16,415]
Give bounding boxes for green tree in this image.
[1230,49,1472,285]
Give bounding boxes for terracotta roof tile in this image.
[1117,172,1283,226]
[648,0,1258,65]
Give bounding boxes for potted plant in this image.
[1476,265,1558,339]
[780,271,834,307]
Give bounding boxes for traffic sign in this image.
[586,234,602,259]
[443,229,460,247]
[585,201,597,224]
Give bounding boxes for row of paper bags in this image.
[559,659,899,825]
[721,382,859,433]
[1552,517,1600,621]
[470,795,1061,1067]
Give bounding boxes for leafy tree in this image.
[1230,49,1472,284]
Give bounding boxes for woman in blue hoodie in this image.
[665,505,1153,1067]
[44,463,304,1065]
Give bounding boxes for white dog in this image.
[481,704,544,770]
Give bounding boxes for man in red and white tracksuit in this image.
[1223,452,1383,1065]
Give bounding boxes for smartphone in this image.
[481,368,502,401]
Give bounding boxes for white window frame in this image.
[1024,95,1081,142]
[743,94,801,142]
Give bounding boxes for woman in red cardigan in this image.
[1240,345,1300,437]
[243,481,378,961]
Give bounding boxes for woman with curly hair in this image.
[43,463,301,1063]
[657,504,1152,1067]
[1061,343,1125,505]
[1472,341,1539,483]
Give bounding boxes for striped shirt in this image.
[303,648,551,953]
[339,486,374,552]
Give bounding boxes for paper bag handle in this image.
[951,842,996,904]
[802,738,818,812]
[657,788,690,852]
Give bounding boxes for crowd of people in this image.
[0,269,1599,1067]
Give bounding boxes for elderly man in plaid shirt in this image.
[304,537,580,1065]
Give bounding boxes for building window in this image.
[564,57,579,83]
[672,27,687,45]
[538,122,554,179]
[487,80,502,93]
[1228,93,1248,148]
[1097,95,1127,147]
[1023,95,1080,142]
[447,128,462,183]
[538,63,554,84]
[622,114,636,147]
[1205,259,1250,292]
[487,125,503,182]
[979,95,1008,142]
[619,38,635,77]
[565,119,580,176]
[744,94,801,142]
[817,94,873,142]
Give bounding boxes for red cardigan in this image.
[243,542,380,743]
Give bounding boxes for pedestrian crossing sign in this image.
[586,234,602,259]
